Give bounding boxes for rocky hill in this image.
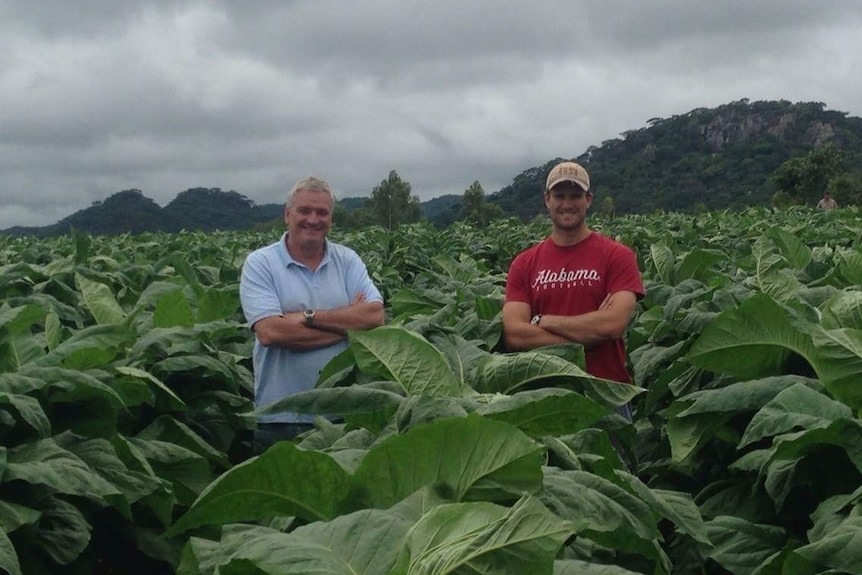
[489,99,862,220]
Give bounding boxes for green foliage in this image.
[459,180,504,227]
[1,208,862,573]
[368,170,421,230]
[771,144,848,205]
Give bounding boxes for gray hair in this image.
[286,176,337,208]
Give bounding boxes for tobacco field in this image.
[1,206,861,574]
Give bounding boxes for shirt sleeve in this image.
[505,252,533,305]
[606,244,645,299]
[342,248,384,304]
[239,251,284,327]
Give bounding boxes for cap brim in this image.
[548,178,589,191]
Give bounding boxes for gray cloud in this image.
[1,0,861,228]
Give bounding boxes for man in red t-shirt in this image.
[503,161,644,385]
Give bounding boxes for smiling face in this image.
[545,182,592,233]
[285,188,333,251]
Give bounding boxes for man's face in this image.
[545,182,592,231]
[285,189,333,246]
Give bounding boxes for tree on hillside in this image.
[771,144,848,206]
[333,204,375,230]
[459,181,503,227]
[368,171,420,230]
[598,196,615,217]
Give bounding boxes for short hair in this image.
[286,176,337,208]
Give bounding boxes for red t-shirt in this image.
[505,232,645,383]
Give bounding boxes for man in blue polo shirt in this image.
[240,175,384,451]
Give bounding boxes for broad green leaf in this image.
[684,294,817,380]
[665,412,733,465]
[353,415,545,508]
[74,273,125,324]
[176,535,220,575]
[752,236,783,282]
[179,517,407,575]
[349,327,462,397]
[664,376,812,464]
[32,495,92,566]
[554,559,645,574]
[0,303,45,332]
[292,509,413,574]
[71,228,91,265]
[44,308,62,351]
[137,415,229,468]
[0,393,50,437]
[428,332,492,388]
[675,248,724,282]
[649,243,675,284]
[256,385,404,425]
[836,247,862,286]
[675,375,816,418]
[399,497,573,575]
[196,286,239,323]
[615,476,712,546]
[540,467,658,539]
[473,352,642,408]
[15,366,125,410]
[810,327,862,410]
[770,419,862,475]
[114,365,185,407]
[794,516,862,575]
[62,436,165,517]
[820,290,862,330]
[706,516,787,575]
[153,289,195,328]
[167,441,353,535]
[153,354,236,384]
[478,389,609,437]
[0,304,46,371]
[0,529,22,575]
[765,227,811,270]
[124,438,212,506]
[697,480,776,523]
[0,329,44,371]
[0,500,40,532]
[5,437,122,502]
[630,341,687,388]
[36,323,131,369]
[739,383,852,448]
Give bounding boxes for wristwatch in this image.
[303,309,315,326]
[530,314,542,326]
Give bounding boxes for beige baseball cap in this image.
[546,161,590,192]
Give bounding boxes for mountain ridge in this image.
[4,99,860,237]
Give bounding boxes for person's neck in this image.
[286,235,326,269]
[550,226,592,247]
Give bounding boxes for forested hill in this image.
[4,99,861,237]
[490,99,862,219]
[3,188,285,238]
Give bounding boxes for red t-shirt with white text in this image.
[505,232,645,383]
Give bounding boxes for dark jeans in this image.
[253,422,315,454]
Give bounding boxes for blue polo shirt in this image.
[239,233,383,422]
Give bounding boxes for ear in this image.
[543,190,551,209]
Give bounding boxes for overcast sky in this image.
[2,1,861,229]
